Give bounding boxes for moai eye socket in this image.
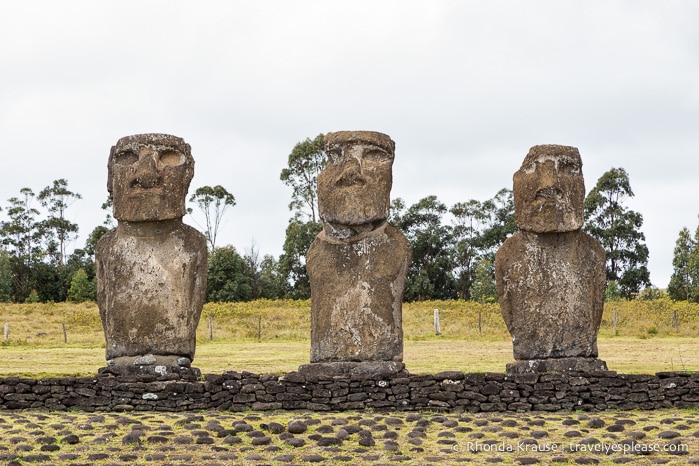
[114,150,138,166]
[159,150,185,166]
[363,148,392,163]
[327,149,342,165]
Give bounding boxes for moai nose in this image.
[132,148,161,189]
[538,160,559,185]
[338,158,364,186]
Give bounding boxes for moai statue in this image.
[495,145,608,373]
[299,131,412,378]
[96,134,207,377]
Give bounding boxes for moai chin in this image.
[495,144,608,373]
[96,134,207,377]
[300,131,412,378]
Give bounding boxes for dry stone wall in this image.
[1,371,697,413]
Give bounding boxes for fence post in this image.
[208,315,213,341]
[478,309,482,334]
[3,323,8,342]
[62,321,67,343]
[433,309,441,335]
[257,315,262,341]
[673,309,679,330]
[613,307,617,334]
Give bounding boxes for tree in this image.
[450,199,484,299]
[189,185,236,251]
[0,251,12,302]
[394,195,455,301]
[469,258,497,303]
[279,134,326,222]
[38,179,81,266]
[689,226,699,302]
[278,135,326,297]
[477,188,516,262]
[206,246,255,302]
[0,188,44,300]
[67,268,96,302]
[257,254,286,299]
[84,225,109,258]
[584,167,650,298]
[668,226,695,301]
[101,196,115,227]
[450,188,515,299]
[277,217,322,299]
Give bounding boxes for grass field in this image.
[1,298,697,377]
[1,299,698,464]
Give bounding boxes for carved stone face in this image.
[108,134,194,222]
[513,144,585,232]
[318,131,395,226]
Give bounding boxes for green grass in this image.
[0,299,698,377]
[1,337,697,378]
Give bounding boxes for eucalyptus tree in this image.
[668,223,699,303]
[189,185,236,251]
[278,134,326,296]
[394,195,455,301]
[0,188,44,300]
[450,188,515,299]
[38,178,81,266]
[279,134,326,223]
[584,167,650,297]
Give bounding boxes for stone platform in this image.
[99,354,201,380]
[297,361,407,380]
[506,357,608,374]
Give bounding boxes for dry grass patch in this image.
[1,299,698,377]
[1,337,697,377]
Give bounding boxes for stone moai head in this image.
[318,131,395,227]
[108,133,194,222]
[513,144,585,233]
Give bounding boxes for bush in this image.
[67,269,96,303]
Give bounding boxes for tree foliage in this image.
[469,258,498,303]
[0,251,12,302]
[279,134,326,223]
[38,178,81,266]
[450,188,515,299]
[67,268,96,302]
[668,224,699,302]
[584,167,650,298]
[278,218,322,299]
[394,196,455,301]
[206,246,255,302]
[0,181,86,302]
[276,135,327,296]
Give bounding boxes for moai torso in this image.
[307,131,411,364]
[96,221,207,362]
[308,223,410,362]
[95,134,207,368]
[496,230,605,359]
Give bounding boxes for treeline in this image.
[0,180,102,303]
[203,188,516,303]
[1,137,695,304]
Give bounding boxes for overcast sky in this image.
[1,1,698,288]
